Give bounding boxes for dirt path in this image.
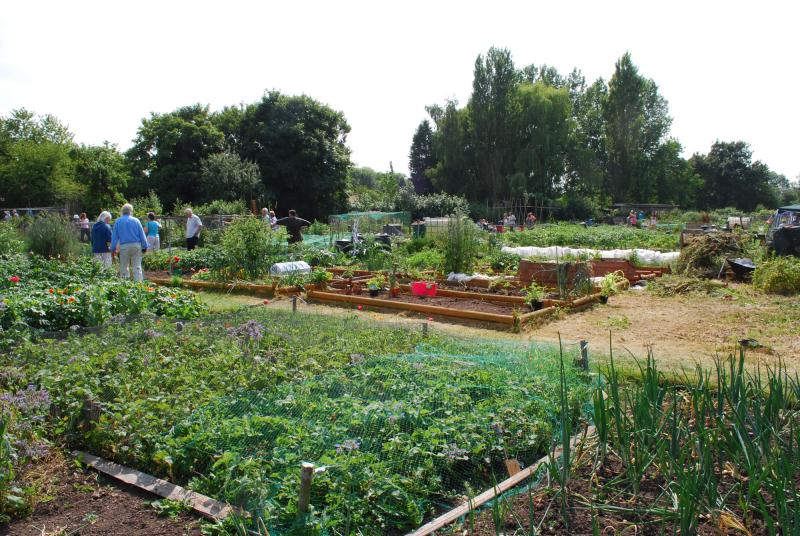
[248,285,800,374]
[533,285,800,372]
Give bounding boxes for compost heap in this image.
[677,233,742,278]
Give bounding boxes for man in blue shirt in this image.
[110,203,149,282]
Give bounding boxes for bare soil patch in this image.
[2,454,201,536]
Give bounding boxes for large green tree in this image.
[469,47,520,201]
[691,141,779,210]
[198,151,263,203]
[237,91,351,219]
[603,53,672,202]
[0,109,78,207]
[513,82,573,198]
[125,104,225,206]
[71,142,130,215]
[408,120,435,193]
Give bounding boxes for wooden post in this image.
[298,462,314,515]
[581,340,589,370]
[292,295,297,313]
[422,321,428,337]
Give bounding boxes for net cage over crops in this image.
[166,317,590,535]
[328,211,412,245]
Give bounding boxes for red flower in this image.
[357,305,363,310]
[8,276,19,283]
[173,256,180,262]
[49,288,55,294]
[68,296,76,303]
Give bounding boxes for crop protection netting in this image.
[164,320,590,535]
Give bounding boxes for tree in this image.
[691,141,779,210]
[71,142,130,215]
[513,82,573,198]
[428,101,474,197]
[603,53,671,202]
[469,47,520,201]
[408,120,435,193]
[237,91,351,220]
[125,104,225,206]
[0,109,78,207]
[198,151,262,203]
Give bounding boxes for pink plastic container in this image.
[410,281,437,297]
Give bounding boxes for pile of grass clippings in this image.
[649,274,728,297]
[677,233,742,278]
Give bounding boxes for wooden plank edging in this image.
[407,425,596,536]
[73,450,237,521]
[398,284,526,304]
[307,290,517,325]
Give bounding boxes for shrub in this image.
[753,256,800,295]
[128,190,163,216]
[403,250,443,271]
[221,216,287,279]
[307,220,330,235]
[442,216,477,274]
[0,223,24,255]
[177,199,250,216]
[25,214,81,259]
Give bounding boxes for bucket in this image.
[411,281,437,297]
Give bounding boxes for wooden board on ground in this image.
[73,450,236,521]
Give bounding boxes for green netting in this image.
[328,211,411,244]
[301,234,330,248]
[166,333,590,534]
[329,211,412,225]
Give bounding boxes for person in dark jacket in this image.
[276,209,311,244]
[91,211,113,267]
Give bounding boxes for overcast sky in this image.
[1,0,797,181]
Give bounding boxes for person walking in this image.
[276,209,311,244]
[110,204,148,282]
[185,208,203,251]
[79,213,91,242]
[269,210,278,231]
[91,211,113,267]
[145,212,161,252]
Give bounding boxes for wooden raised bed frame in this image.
[307,288,559,329]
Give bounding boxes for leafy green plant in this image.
[523,282,545,303]
[753,256,800,295]
[443,216,477,274]
[25,214,81,259]
[221,216,287,279]
[307,268,333,288]
[0,223,24,255]
[150,498,191,519]
[599,270,628,297]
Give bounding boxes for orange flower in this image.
[68,296,76,303]
[49,288,55,294]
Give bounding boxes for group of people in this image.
[90,205,204,282]
[261,207,311,244]
[475,212,537,232]
[88,204,309,283]
[627,209,658,228]
[2,209,21,221]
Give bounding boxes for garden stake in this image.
[298,462,314,515]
